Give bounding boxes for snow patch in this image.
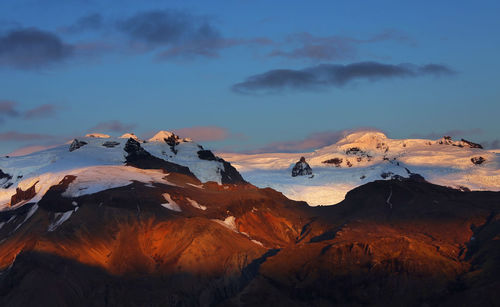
[48,208,76,232]
[213,216,237,232]
[13,204,38,232]
[186,183,204,189]
[251,239,264,247]
[62,166,176,198]
[186,197,207,210]
[161,193,182,212]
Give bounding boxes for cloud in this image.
[248,128,382,153]
[0,28,74,69]
[0,100,20,116]
[60,13,103,34]
[23,104,57,119]
[410,128,483,140]
[89,120,136,133]
[232,62,455,94]
[156,37,271,60]
[173,126,229,142]
[482,139,500,149]
[118,10,214,46]
[0,101,58,121]
[118,9,270,59]
[268,30,415,61]
[0,131,56,141]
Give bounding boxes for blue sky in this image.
[1,0,499,154]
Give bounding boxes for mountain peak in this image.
[148,131,175,142]
[119,133,140,141]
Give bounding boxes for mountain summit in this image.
[0,131,243,210]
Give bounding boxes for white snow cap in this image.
[85,133,110,138]
[120,133,140,141]
[148,131,175,142]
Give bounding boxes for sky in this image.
[0,0,499,155]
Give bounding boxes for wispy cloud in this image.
[232,62,455,94]
[59,13,103,34]
[0,131,56,141]
[117,9,218,52]
[117,9,270,59]
[23,104,58,119]
[410,128,483,140]
[268,30,415,61]
[0,100,20,117]
[0,28,74,69]
[89,120,136,133]
[173,126,229,142]
[0,100,58,121]
[483,139,500,149]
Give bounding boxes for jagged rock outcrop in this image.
[69,139,88,152]
[322,157,343,167]
[0,169,11,181]
[471,156,486,165]
[461,138,483,149]
[9,182,37,206]
[124,138,149,158]
[438,136,484,149]
[292,157,313,177]
[124,138,195,177]
[197,150,247,184]
[102,141,120,148]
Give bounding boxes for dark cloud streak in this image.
[269,30,416,61]
[232,62,455,94]
[23,104,57,119]
[0,100,20,117]
[0,28,74,69]
[89,120,136,133]
[118,10,215,46]
[118,9,270,59]
[60,13,103,33]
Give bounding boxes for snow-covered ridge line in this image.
[0,131,230,210]
[219,131,500,206]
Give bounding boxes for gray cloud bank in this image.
[232,62,455,94]
[0,28,73,69]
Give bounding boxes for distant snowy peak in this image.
[319,131,485,154]
[119,133,140,141]
[85,133,110,139]
[219,130,498,206]
[147,131,193,145]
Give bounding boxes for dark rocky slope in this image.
[0,173,499,306]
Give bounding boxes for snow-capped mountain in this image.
[1,129,500,306]
[0,131,243,210]
[220,131,500,205]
